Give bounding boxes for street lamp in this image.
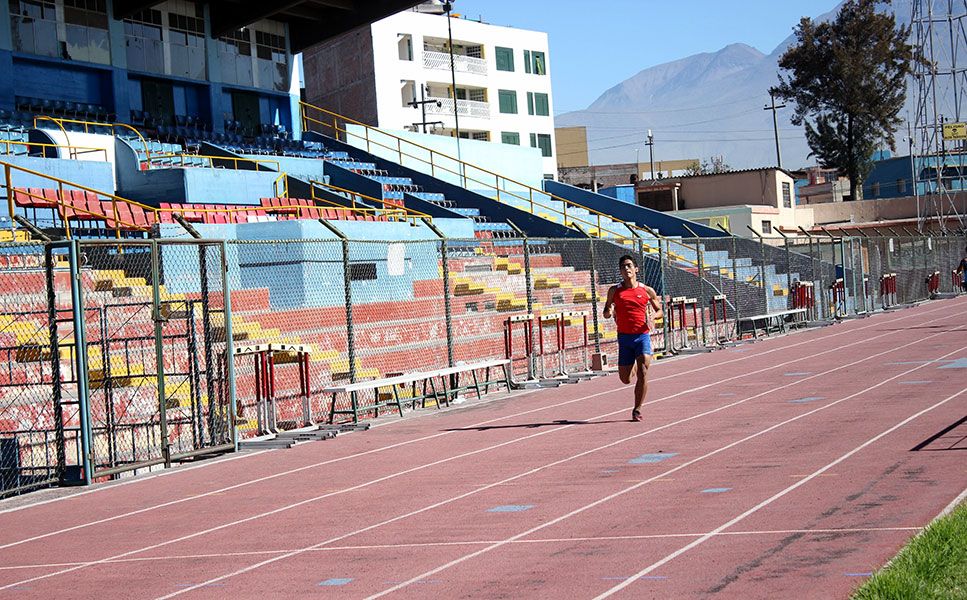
[443,0,463,174]
[646,129,655,180]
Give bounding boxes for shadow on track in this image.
[443,419,627,432]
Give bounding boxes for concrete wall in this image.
[1,155,114,192]
[800,193,967,226]
[344,124,545,190]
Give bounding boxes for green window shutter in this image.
[498,90,517,114]
[530,133,537,148]
[523,50,532,74]
[501,131,520,145]
[533,51,546,75]
[495,46,514,72]
[527,92,534,115]
[537,133,552,157]
[534,93,549,116]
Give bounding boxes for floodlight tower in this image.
[910,0,967,233]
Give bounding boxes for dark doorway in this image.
[141,79,175,126]
[231,91,260,136]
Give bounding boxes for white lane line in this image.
[593,390,967,598]
[2,298,949,550]
[365,337,967,599]
[0,527,922,571]
[0,304,959,596]
[0,297,951,523]
[2,295,950,519]
[154,325,967,600]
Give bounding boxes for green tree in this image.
[772,0,915,201]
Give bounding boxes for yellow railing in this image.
[301,101,652,241]
[33,115,150,161]
[1,159,163,239]
[142,152,280,171]
[300,102,719,272]
[274,172,288,198]
[0,138,109,162]
[308,180,432,224]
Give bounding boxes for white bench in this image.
[323,358,511,423]
[737,308,808,339]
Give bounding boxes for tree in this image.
[683,156,732,176]
[772,0,915,202]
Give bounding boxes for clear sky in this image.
[453,0,841,114]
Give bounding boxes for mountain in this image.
[555,3,911,171]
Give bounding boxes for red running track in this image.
[1,296,966,599]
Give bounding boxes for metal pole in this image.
[764,92,786,168]
[646,130,655,180]
[444,1,463,180]
[220,241,238,450]
[506,220,534,379]
[150,240,170,468]
[588,238,601,355]
[697,247,707,346]
[342,239,356,383]
[68,241,92,484]
[423,219,454,368]
[45,244,66,482]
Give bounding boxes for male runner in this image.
[603,254,663,422]
[957,245,967,293]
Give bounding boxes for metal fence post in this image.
[342,238,356,383]
[45,243,66,482]
[506,222,534,379]
[424,219,455,369]
[220,241,238,450]
[697,246,707,346]
[150,240,170,468]
[730,234,739,326]
[67,240,92,484]
[588,238,602,355]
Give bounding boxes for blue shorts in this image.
[617,332,652,366]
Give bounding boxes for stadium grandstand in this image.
[0,0,963,503]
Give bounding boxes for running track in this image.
[1,296,966,599]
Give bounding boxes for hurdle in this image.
[829,278,846,318]
[503,313,535,381]
[268,343,313,428]
[926,270,941,297]
[559,310,590,374]
[792,281,815,321]
[880,273,898,308]
[954,270,962,293]
[231,343,275,434]
[708,294,730,344]
[667,296,697,349]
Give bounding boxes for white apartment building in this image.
[303,4,558,177]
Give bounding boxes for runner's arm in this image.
[603,286,616,319]
[646,286,663,320]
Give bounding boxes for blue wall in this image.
[544,180,726,238]
[598,185,636,203]
[1,155,114,192]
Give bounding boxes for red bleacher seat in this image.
[15,188,52,208]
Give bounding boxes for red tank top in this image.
[613,283,651,335]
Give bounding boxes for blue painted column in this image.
[0,1,14,111]
[105,0,130,121]
[203,3,224,133]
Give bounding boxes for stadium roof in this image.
[112,1,424,53]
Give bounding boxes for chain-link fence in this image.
[1,233,964,496]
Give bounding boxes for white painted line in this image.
[0,304,960,595]
[0,527,922,572]
[365,336,967,599]
[593,390,967,598]
[155,326,967,599]
[1,296,950,552]
[0,297,950,521]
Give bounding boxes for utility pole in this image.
[407,84,443,133]
[764,91,786,168]
[444,1,463,171]
[646,129,655,179]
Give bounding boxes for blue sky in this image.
[454,0,840,114]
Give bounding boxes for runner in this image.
[603,254,663,422]
[957,245,967,292]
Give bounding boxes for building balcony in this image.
[425,97,490,120]
[422,50,488,76]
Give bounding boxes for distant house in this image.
[863,154,967,199]
[797,166,853,203]
[633,167,799,237]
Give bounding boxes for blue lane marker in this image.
[702,487,732,493]
[629,452,678,464]
[899,380,931,385]
[940,358,967,369]
[488,504,534,512]
[845,572,873,577]
[789,396,824,404]
[784,372,812,376]
[318,578,353,586]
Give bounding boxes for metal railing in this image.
[33,116,150,161]
[0,138,109,161]
[422,49,488,75]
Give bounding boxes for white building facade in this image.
[306,6,557,178]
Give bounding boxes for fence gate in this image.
[78,240,234,481]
